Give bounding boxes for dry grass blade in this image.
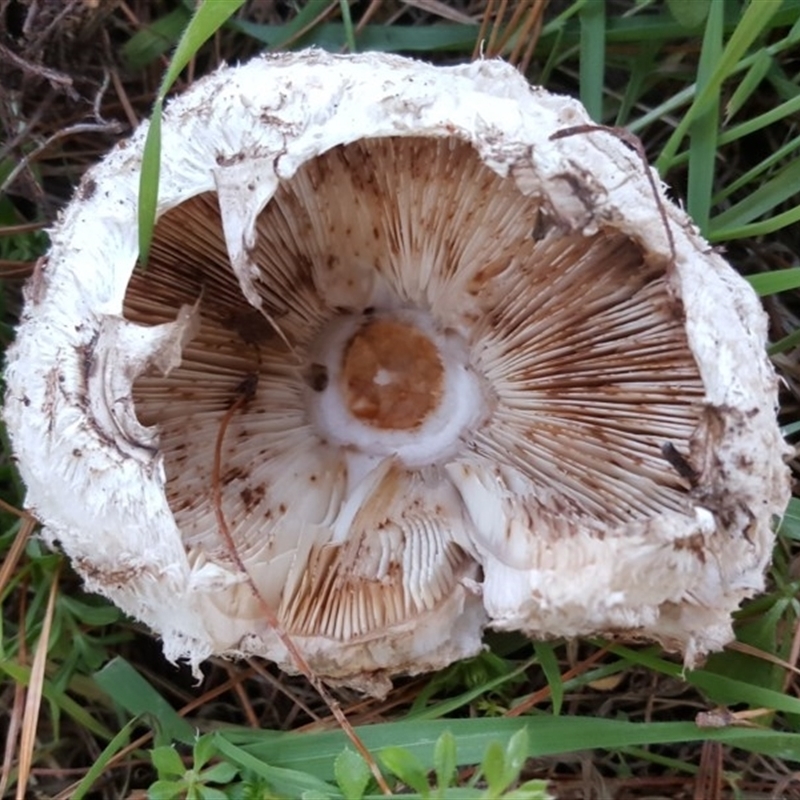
[726,639,800,677]
[211,379,392,795]
[0,679,26,798]
[485,0,508,57]
[472,0,498,60]
[508,0,547,71]
[0,525,33,800]
[693,740,723,800]
[0,261,36,280]
[472,0,546,68]
[0,507,36,597]
[491,0,536,59]
[401,0,475,25]
[15,564,60,800]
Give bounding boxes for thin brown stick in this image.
[24,0,81,54]
[0,222,47,236]
[222,663,260,728]
[506,646,610,717]
[0,43,75,93]
[116,0,141,28]
[92,70,112,124]
[110,67,140,130]
[245,658,322,723]
[549,125,677,264]
[272,2,339,52]
[354,0,383,34]
[212,377,392,795]
[0,90,53,164]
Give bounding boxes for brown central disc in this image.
[341,319,445,430]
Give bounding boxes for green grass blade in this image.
[629,26,799,137]
[614,50,654,127]
[71,717,140,800]
[159,0,246,95]
[666,0,711,29]
[725,49,772,122]
[604,643,800,716]
[137,104,162,268]
[746,268,800,296]
[655,0,785,173]
[712,132,800,204]
[778,497,800,541]
[711,202,800,241]
[218,717,800,780]
[406,656,536,721]
[533,643,564,715]
[137,0,246,267]
[260,0,339,50]
[719,91,800,147]
[709,155,800,234]
[93,657,195,744]
[227,20,478,52]
[768,326,800,356]
[781,421,800,437]
[686,0,722,233]
[339,0,356,53]
[213,734,342,798]
[579,0,605,122]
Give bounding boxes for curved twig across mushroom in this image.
[4,52,791,694]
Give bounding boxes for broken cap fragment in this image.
[3,50,791,694]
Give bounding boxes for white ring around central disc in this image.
[307,308,487,468]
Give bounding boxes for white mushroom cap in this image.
[4,51,791,694]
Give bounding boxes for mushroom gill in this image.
[124,136,705,667]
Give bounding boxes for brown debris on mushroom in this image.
[3,52,791,695]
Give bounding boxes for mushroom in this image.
[4,51,791,694]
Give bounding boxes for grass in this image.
[1,0,799,797]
